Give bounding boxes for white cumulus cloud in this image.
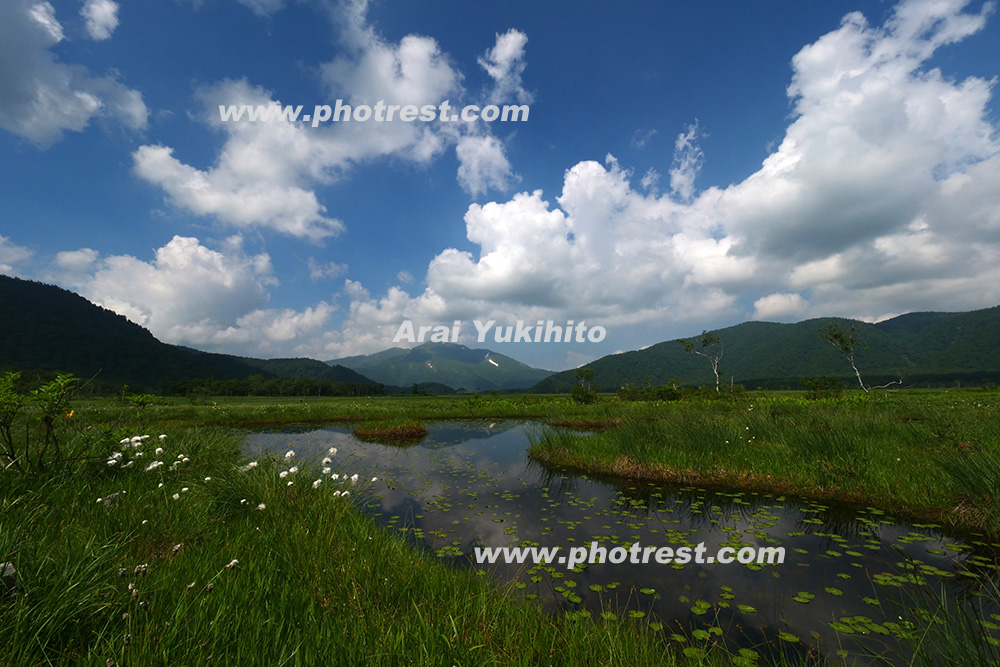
[134,0,526,240]
[80,0,118,40]
[0,0,146,146]
[0,236,34,275]
[327,0,1000,359]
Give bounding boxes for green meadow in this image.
[3,380,1000,665]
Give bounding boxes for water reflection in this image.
[243,421,1000,664]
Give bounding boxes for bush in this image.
[1,371,80,472]
[617,383,683,402]
[570,384,598,404]
[800,375,844,400]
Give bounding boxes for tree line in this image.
[157,374,386,398]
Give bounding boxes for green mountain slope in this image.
[532,308,1000,392]
[0,275,375,391]
[327,342,553,392]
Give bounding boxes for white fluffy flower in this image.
[284,450,296,459]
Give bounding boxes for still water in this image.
[243,420,1000,664]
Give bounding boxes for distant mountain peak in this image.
[327,341,552,391]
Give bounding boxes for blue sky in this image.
[2,0,999,371]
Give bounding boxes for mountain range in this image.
[4,273,1000,393]
[326,343,553,392]
[532,308,1000,392]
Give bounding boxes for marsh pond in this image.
[243,421,1000,664]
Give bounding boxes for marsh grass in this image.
[2,424,823,666]
[859,575,1000,666]
[353,418,428,445]
[529,393,1000,537]
[7,391,999,665]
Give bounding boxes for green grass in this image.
[528,392,1000,538]
[1,422,824,666]
[353,417,429,445]
[5,390,1000,664]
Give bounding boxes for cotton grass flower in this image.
[279,470,289,479]
[284,449,296,459]
[350,474,359,484]
[312,479,322,489]
[327,447,337,456]
[155,447,164,456]
[240,460,258,471]
[256,503,266,510]
[225,559,239,569]
[288,466,298,475]
[172,493,180,500]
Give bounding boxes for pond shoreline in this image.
[528,445,983,542]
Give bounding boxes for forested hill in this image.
[531,307,1000,392]
[0,275,374,392]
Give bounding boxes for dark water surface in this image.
[243,421,1000,664]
